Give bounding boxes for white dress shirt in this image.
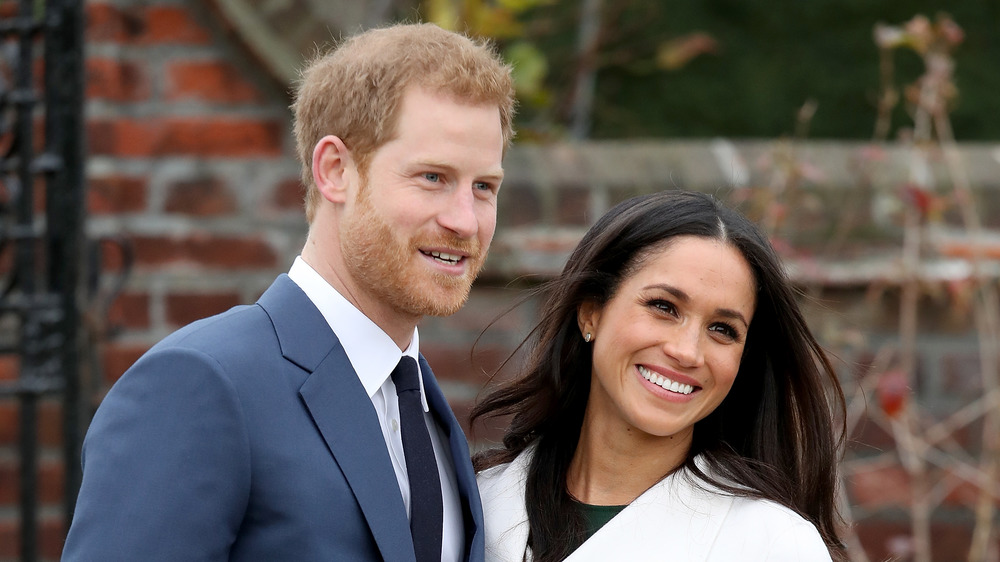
[289,257,463,562]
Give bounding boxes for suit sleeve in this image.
[63,346,252,561]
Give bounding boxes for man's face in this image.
[339,86,505,321]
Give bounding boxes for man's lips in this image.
[419,249,466,265]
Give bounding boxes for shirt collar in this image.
[288,256,429,410]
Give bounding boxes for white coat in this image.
[477,447,833,561]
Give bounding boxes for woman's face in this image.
[578,235,756,447]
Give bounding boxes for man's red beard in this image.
[340,185,487,319]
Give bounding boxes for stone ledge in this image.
[503,140,1000,192]
[485,226,1000,286]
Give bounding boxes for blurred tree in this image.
[449,0,1000,140]
[423,0,553,140]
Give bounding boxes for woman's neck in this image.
[566,411,691,506]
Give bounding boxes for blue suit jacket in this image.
[63,275,485,561]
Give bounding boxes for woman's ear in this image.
[312,135,354,204]
[577,299,601,341]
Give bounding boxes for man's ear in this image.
[577,299,601,340]
[312,135,353,204]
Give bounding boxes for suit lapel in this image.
[419,356,485,562]
[258,276,414,562]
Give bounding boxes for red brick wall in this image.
[1,1,301,558]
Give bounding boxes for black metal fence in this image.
[0,0,85,559]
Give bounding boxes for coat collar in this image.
[477,448,734,562]
[258,275,415,562]
[257,276,484,562]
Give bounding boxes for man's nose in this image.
[436,185,479,238]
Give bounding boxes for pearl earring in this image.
[584,332,592,343]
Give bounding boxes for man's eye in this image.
[474,181,493,192]
[423,173,440,182]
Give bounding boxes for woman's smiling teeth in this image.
[423,250,462,265]
[638,365,695,395]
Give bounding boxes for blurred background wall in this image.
[1,0,999,560]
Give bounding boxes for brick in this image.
[853,519,911,562]
[0,460,13,504]
[85,3,139,43]
[555,185,591,226]
[941,465,999,507]
[38,400,62,447]
[185,236,279,269]
[97,236,135,272]
[272,178,304,211]
[85,4,210,46]
[88,118,284,157]
[0,401,63,447]
[39,460,65,505]
[123,236,183,267]
[88,175,147,214]
[102,343,150,385]
[421,344,510,385]
[164,177,236,216]
[435,286,531,336]
[86,58,149,102]
[107,291,151,330]
[0,459,65,505]
[0,356,18,381]
[0,518,15,558]
[129,234,277,269]
[41,517,66,559]
[498,184,541,227]
[0,518,64,559]
[0,404,14,445]
[165,292,242,327]
[143,6,211,45]
[167,61,263,104]
[854,520,988,561]
[846,463,910,508]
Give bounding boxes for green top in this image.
[576,500,627,540]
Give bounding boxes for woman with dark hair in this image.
[472,190,846,561]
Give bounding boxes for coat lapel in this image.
[567,458,734,560]
[478,448,532,562]
[479,448,734,562]
[419,356,485,562]
[258,276,414,562]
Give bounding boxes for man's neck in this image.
[299,248,418,351]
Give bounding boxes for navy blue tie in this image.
[391,357,443,562]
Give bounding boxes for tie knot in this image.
[391,356,421,393]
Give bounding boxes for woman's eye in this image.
[709,323,739,341]
[649,299,677,316]
[423,172,440,182]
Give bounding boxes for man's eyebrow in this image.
[413,160,504,181]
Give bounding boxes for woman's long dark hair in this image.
[471,190,847,562]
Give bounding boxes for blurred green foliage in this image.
[506,0,1000,140]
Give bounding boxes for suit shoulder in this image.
[159,303,271,349]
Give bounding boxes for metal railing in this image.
[0,0,85,559]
